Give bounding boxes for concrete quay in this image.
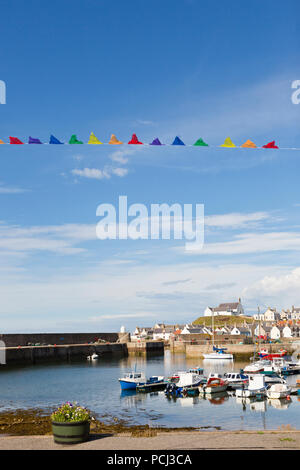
[1,340,164,365]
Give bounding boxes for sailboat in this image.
[202,309,233,360]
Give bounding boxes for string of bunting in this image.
[0,134,298,149]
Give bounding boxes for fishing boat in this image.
[243,361,265,374]
[118,371,146,390]
[165,372,205,396]
[266,383,292,399]
[223,371,249,388]
[198,376,228,395]
[258,348,287,360]
[235,374,267,398]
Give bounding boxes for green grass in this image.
[279,438,295,442]
[193,315,255,327]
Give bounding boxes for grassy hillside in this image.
[193,315,255,327]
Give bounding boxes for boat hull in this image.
[199,384,227,395]
[119,380,144,391]
[203,353,233,360]
[236,387,266,398]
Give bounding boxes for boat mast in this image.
[212,307,215,349]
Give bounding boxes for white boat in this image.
[266,383,292,399]
[224,371,249,387]
[176,372,205,388]
[87,353,99,360]
[235,374,267,398]
[199,376,228,395]
[202,308,233,360]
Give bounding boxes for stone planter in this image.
[51,420,90,445]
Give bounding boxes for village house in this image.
[254,323,271,339]
[270,325,283,340]
[282,325,293,338]
[204,299,244,317]
[230,326,251,336]
[262,307,281,323]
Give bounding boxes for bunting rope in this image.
[1,133,299,150]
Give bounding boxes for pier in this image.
[0,338,164,365]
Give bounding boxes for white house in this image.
[270,325,283,340]
[230,326,251,336]
[204,299,244,317]
[254,324,271,338]
[263,308,281,323]
[282,325,293,338]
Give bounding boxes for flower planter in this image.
[51,420,90,445]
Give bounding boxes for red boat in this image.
[258,348,287,359]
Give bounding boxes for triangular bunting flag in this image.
[220,137,236,148]
[128,133,143,144]
[150,137,163,145]
[88,132,103,144]
[194,138,208,146]
[49,135,64,144]
[69,134,83,144]
[9,137,24,144]
[241,139,257,148]
[108,134,123,145]
[0,139,5,144]
[28,136,43,144]
[262,140,278,149]
[172,136,185,145]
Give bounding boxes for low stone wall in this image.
[4,343,127,365]
[0,332,120,348]
[127,341,164,354]
[185,343,295,359]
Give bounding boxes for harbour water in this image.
[0,350,299,431]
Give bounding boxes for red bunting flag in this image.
[262,141,278,149]
[9,136,24,144]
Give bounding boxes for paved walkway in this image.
[0,431,299,450]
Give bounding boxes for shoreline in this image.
[0,409,299,449]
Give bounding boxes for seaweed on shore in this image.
[0,408,211,437]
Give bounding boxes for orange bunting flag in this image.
[109,134,123,145]
[241,139,257,148]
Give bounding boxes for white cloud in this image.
[71,167,111,180]
[243,267,300,309]
[205,212,272,228]
[71,166,129,180]
[186,231,300,255]
[0,183,28,194]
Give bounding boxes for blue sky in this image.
[0,0,300,332]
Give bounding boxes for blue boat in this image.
[118,372,165,391]
[119,372,146,390]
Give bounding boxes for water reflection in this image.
[0,350,299,430]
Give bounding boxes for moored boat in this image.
[258,348,287,360]
[235,374,267,398]
[118,371,146,390]
[266,383,292,399]
[198,376,228,395]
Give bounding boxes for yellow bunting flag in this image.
[0,139,4,144]
[108,134,123,145]
[88,132,103,144]
[220,137,236,148]
[241,139,257,148]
